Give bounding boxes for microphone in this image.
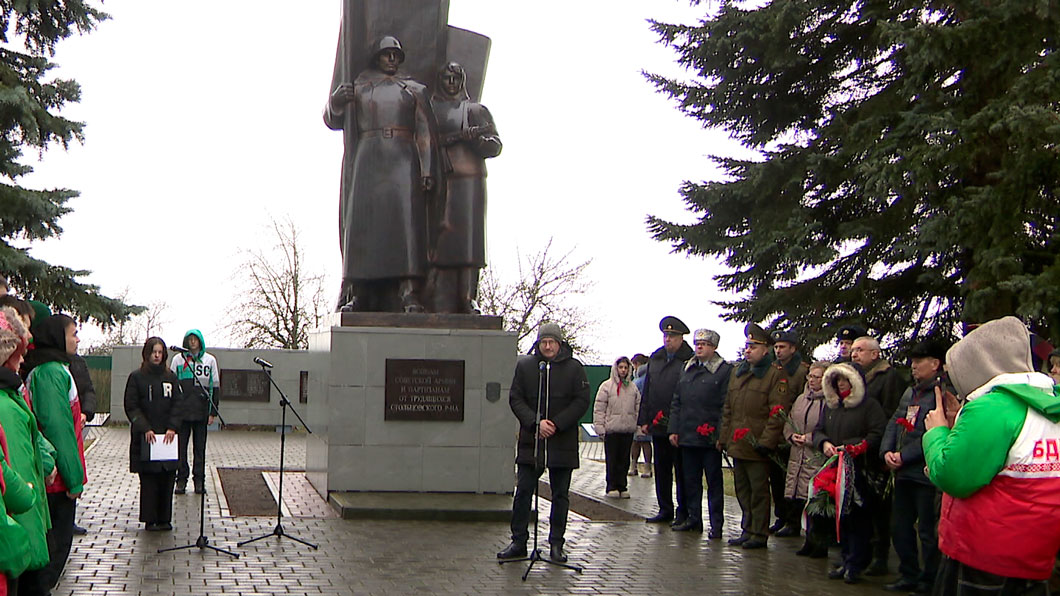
[253,357,274,368]
[170,345,189,354]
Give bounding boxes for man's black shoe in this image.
[645,512,673,524]
[775,524,799,537]
[670,514,688,528]
[671,519,703,532]
[844,569,862,584]
[865,559,889,576]
[496,542,527,559]
[158,522,172,531]
[828,566,846,580]
[194,485,207,495]
[768,519,785,533]
[72,524,88,536]
[145,522,163,532]
[884,579,919,592]
[727,533,749,546]
[913,581,933,595]
[808,547,829,559]
[795,541,813,556]
[174,483,186,495]
[708,528,722,540]
[549,544,567,563]
[741,538,768,550]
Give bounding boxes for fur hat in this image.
[908,337,950,362]
[821,362,866,409]
[946,316,1032,400]
[693,328,720,347]
[536,322,563,342]
[0,306,28,369]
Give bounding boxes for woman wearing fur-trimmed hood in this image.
[812,362,887,583]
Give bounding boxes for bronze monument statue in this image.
[428,62,502,314]
[325,36,435,313]
[325,1,497,314]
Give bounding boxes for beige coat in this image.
[593,359,641,436]
[783,386,826,499]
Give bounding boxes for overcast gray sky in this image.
[21,0,770,364]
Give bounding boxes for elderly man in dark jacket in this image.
[668,328,731,537]
[879,338,952,594]
[497,322,590,564]
[850,334,905,575]
[637,316,694,526]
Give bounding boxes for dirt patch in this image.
[217,468,277,516]
[538,482,643,522]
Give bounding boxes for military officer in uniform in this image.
[637,316,694,526]
[834,325,867,363]
[719,323,791,549]
[769,329,810,537]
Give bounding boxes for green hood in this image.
[994,380,1060,422]
[182,329,206,358]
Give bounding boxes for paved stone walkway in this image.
[57,428,893,595]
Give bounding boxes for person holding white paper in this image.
[125,337,183,531]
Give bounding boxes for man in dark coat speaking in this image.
[497,322,590,564]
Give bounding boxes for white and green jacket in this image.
[924,372,1060,580]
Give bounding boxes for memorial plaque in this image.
[384,359,464,421]
[219,369,271,403]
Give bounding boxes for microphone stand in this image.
[238,361,318,550]
[500,361,582,579]
[159,353,238,558]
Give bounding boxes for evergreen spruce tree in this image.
[0,1,138,324]
[647,1,1060,352]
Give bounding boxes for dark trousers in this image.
[177,419,207,486]
[651,434,686,519]
[19,493,76,596]
[871,489,893,564]
[732,458,771,540]
[840,504,873,573]
[769,446,794,527]
[933,555,1051,596]
[510,464,573,547]
[603,433,634,493]
[139,471,176,524]
[892,480,940,585]
[682,445,724,531]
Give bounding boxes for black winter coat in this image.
[668,356,731,448]
[69,354,97,421]
[637,341,694,434]
[863,359,905,419]
[125,365,183,474]
[510,342,590,469]
[879,372,953,485]
[813,363,887,461]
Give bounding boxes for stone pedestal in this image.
[306,314,517,497]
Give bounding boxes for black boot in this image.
[549,543,567,563]
[496,541,527,559]
[671,518,703,532]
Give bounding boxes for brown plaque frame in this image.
[384,359,465,421]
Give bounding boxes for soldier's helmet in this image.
[374,36,405,63]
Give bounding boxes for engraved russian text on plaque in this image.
[384,359,465,421]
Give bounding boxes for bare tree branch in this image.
[479,238,598,359]
[225,217,328,349]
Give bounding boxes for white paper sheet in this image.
[149,439,179,461]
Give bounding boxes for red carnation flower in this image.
[696,423,715,437]
[769,405,785,418]
[897,418,915,432]
[653,410,665,425]
[844,440,868,457]
[733,428,750,442]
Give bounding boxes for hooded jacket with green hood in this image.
[169,330,219,422]
[923,316,1060,581]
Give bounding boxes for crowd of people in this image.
[0,276,220,595]
[500,314,1060,596]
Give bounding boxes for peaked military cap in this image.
[744,323,773,345]
[836,325,867,342]
[771,329,799,344]
[659,316,689,335]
